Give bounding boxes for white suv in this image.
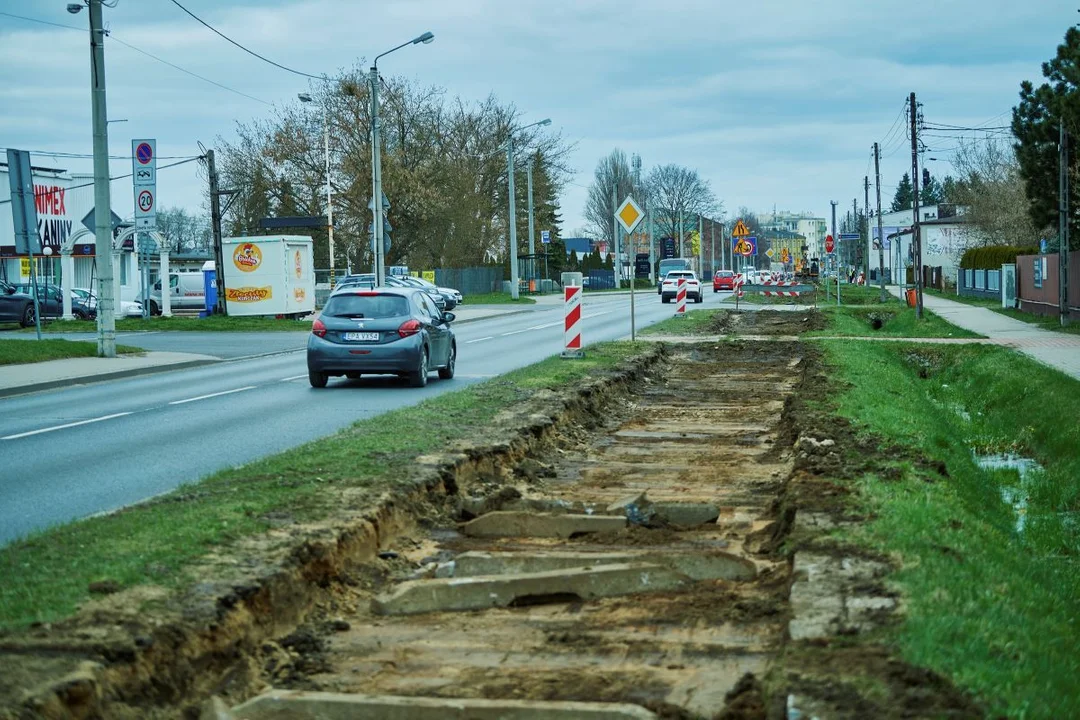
[660,271,702,303]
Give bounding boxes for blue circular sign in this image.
[136,142,153,165]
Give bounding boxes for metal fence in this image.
[587,270,615,289]
[435,266,504,296]
[958,267,1002,300]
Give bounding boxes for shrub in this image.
[960,245,1039,270]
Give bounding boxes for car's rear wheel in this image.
[409,349,429,388]
[695,294,703,303]
[149,300,160,316]
[20,304,35,328]
[308,370,328,388]
[439,343,456,380]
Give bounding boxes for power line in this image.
[2,148,200,161]
[0,10,270,106]
[0,156,204,205]
[166,0,324,80]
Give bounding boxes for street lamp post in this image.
[297,92,335,288]
[370,31,434,287]
[69,0,116,357]
[506,118,550,300]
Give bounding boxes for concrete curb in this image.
[0,358,222,400]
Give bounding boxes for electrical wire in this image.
[166,0,324,80]
[0,156,204,205]
[2,148,201,161]
[0,10,272,106]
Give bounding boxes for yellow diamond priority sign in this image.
[616,196,644,234]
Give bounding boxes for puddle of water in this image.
[974,453,1043,534]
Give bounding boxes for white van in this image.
[148,271,205,314]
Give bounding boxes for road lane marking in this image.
[500,328,532,336]
[466,336,494,344]
[583,310,613,319]
[527,321,563,330]
[2,412,133,440]
[280,374,308,382]
[169,386,257,405]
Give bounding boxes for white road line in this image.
[583,310,614,319]
[527,321,563,330]
[500,328,534,336]
[2,412,133,441]
[466,336,495,344]
[280,374,308,382]
[168,386,257,405]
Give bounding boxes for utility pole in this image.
[370,65,386,287]
[874,142,885,302]
[506,136,520,299]
[1061,121,1071,326]
[698,214,704,280]
[830,200,838,305]
[206,150,229,315]
[863,177,870,284]
[910,91,923,319]
[612,185,620,289]
[710,220,715,276]
[87,0,115,357]
[527,157,536,257]
[323,106,335,289]
[647,208,654,283]
[679,210,684,258]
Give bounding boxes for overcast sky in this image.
[0,0,1074,233]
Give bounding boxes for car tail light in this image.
[398,319,421,338]
[312,318,327,338]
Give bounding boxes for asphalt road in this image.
[0,290,731,544]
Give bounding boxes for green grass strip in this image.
[0,339,144,366]
[823,340,1080,718]
[0,341,644,630]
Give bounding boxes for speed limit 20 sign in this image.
[132,138,157,228]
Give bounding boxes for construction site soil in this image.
[0,310,984,719]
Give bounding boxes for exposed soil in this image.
[0,314,986,719]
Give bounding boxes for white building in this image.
[868,204,974,284]
[1,162,146,298]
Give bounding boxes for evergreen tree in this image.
[890,173,914,212]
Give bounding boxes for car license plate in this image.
[343,332,379,341]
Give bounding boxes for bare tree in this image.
[646,164,720,248]
[156,206,211,254]
[584,149,642,245]
[950,137,1051,247]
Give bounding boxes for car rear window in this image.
[718,271,734,277]
[323,293,408,318]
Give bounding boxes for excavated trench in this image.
[231,341,803,719]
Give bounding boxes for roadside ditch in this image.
[1,310,983,719]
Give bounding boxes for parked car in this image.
[72,288,144,318]
[0,280,36,327]
[335,274,376,291]
[395,276,460,310]
[383,276,447,311]
[307,287,457,389]
[660,271,703,303]
[13,283,96,320]
[712,270,735,292]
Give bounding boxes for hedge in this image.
[959,245,1039,270]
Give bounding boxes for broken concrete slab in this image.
[653,502,720,527]
[232,690,659,719]
[460,511,625,538]
[453,550,756,582]
[372,562,690,615]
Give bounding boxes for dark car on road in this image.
[0,280,36,327]
[307,287,456,389]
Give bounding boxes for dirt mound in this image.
[709,309,826,335]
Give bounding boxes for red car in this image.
[712,270,735,292]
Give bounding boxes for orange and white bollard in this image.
[675,277,687,317]
[561,284,584,358]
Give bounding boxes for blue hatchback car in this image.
[307,287,456,388]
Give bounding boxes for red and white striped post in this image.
[561,284,584,358]
[675,277,687,317]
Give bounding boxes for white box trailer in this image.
[220,236,315,317]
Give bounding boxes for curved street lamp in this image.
[370,32,435,286]
[507,118,550,299]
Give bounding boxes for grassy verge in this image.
[639,308,721,336]
[26,315,314,333]
[823,340,1080,717]
[0,341,647,630]
[0,339,144,366]
[462,293,537,305]
[925,288,1080,336]
[807,305,983,338]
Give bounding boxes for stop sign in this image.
[825,234,835,253]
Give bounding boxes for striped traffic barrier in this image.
[675,277,687,317]
[561,284,584,358]
[760,280,802,297]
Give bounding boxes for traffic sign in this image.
[135,188,156,228]
[134,166,155,185]
[825,234,835,253]
[615,196,644,234]
[135,141,154,165]
[541,229,551,244]
[839,232,860,241]
[733,236,757,257]
[80,207,124,235]
[781,247,791,264]
[765,247,775,259]
[731,219,751,237]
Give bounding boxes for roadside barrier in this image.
[675,277,687,317]
[760,280,802,297]
[561,284,584,358]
